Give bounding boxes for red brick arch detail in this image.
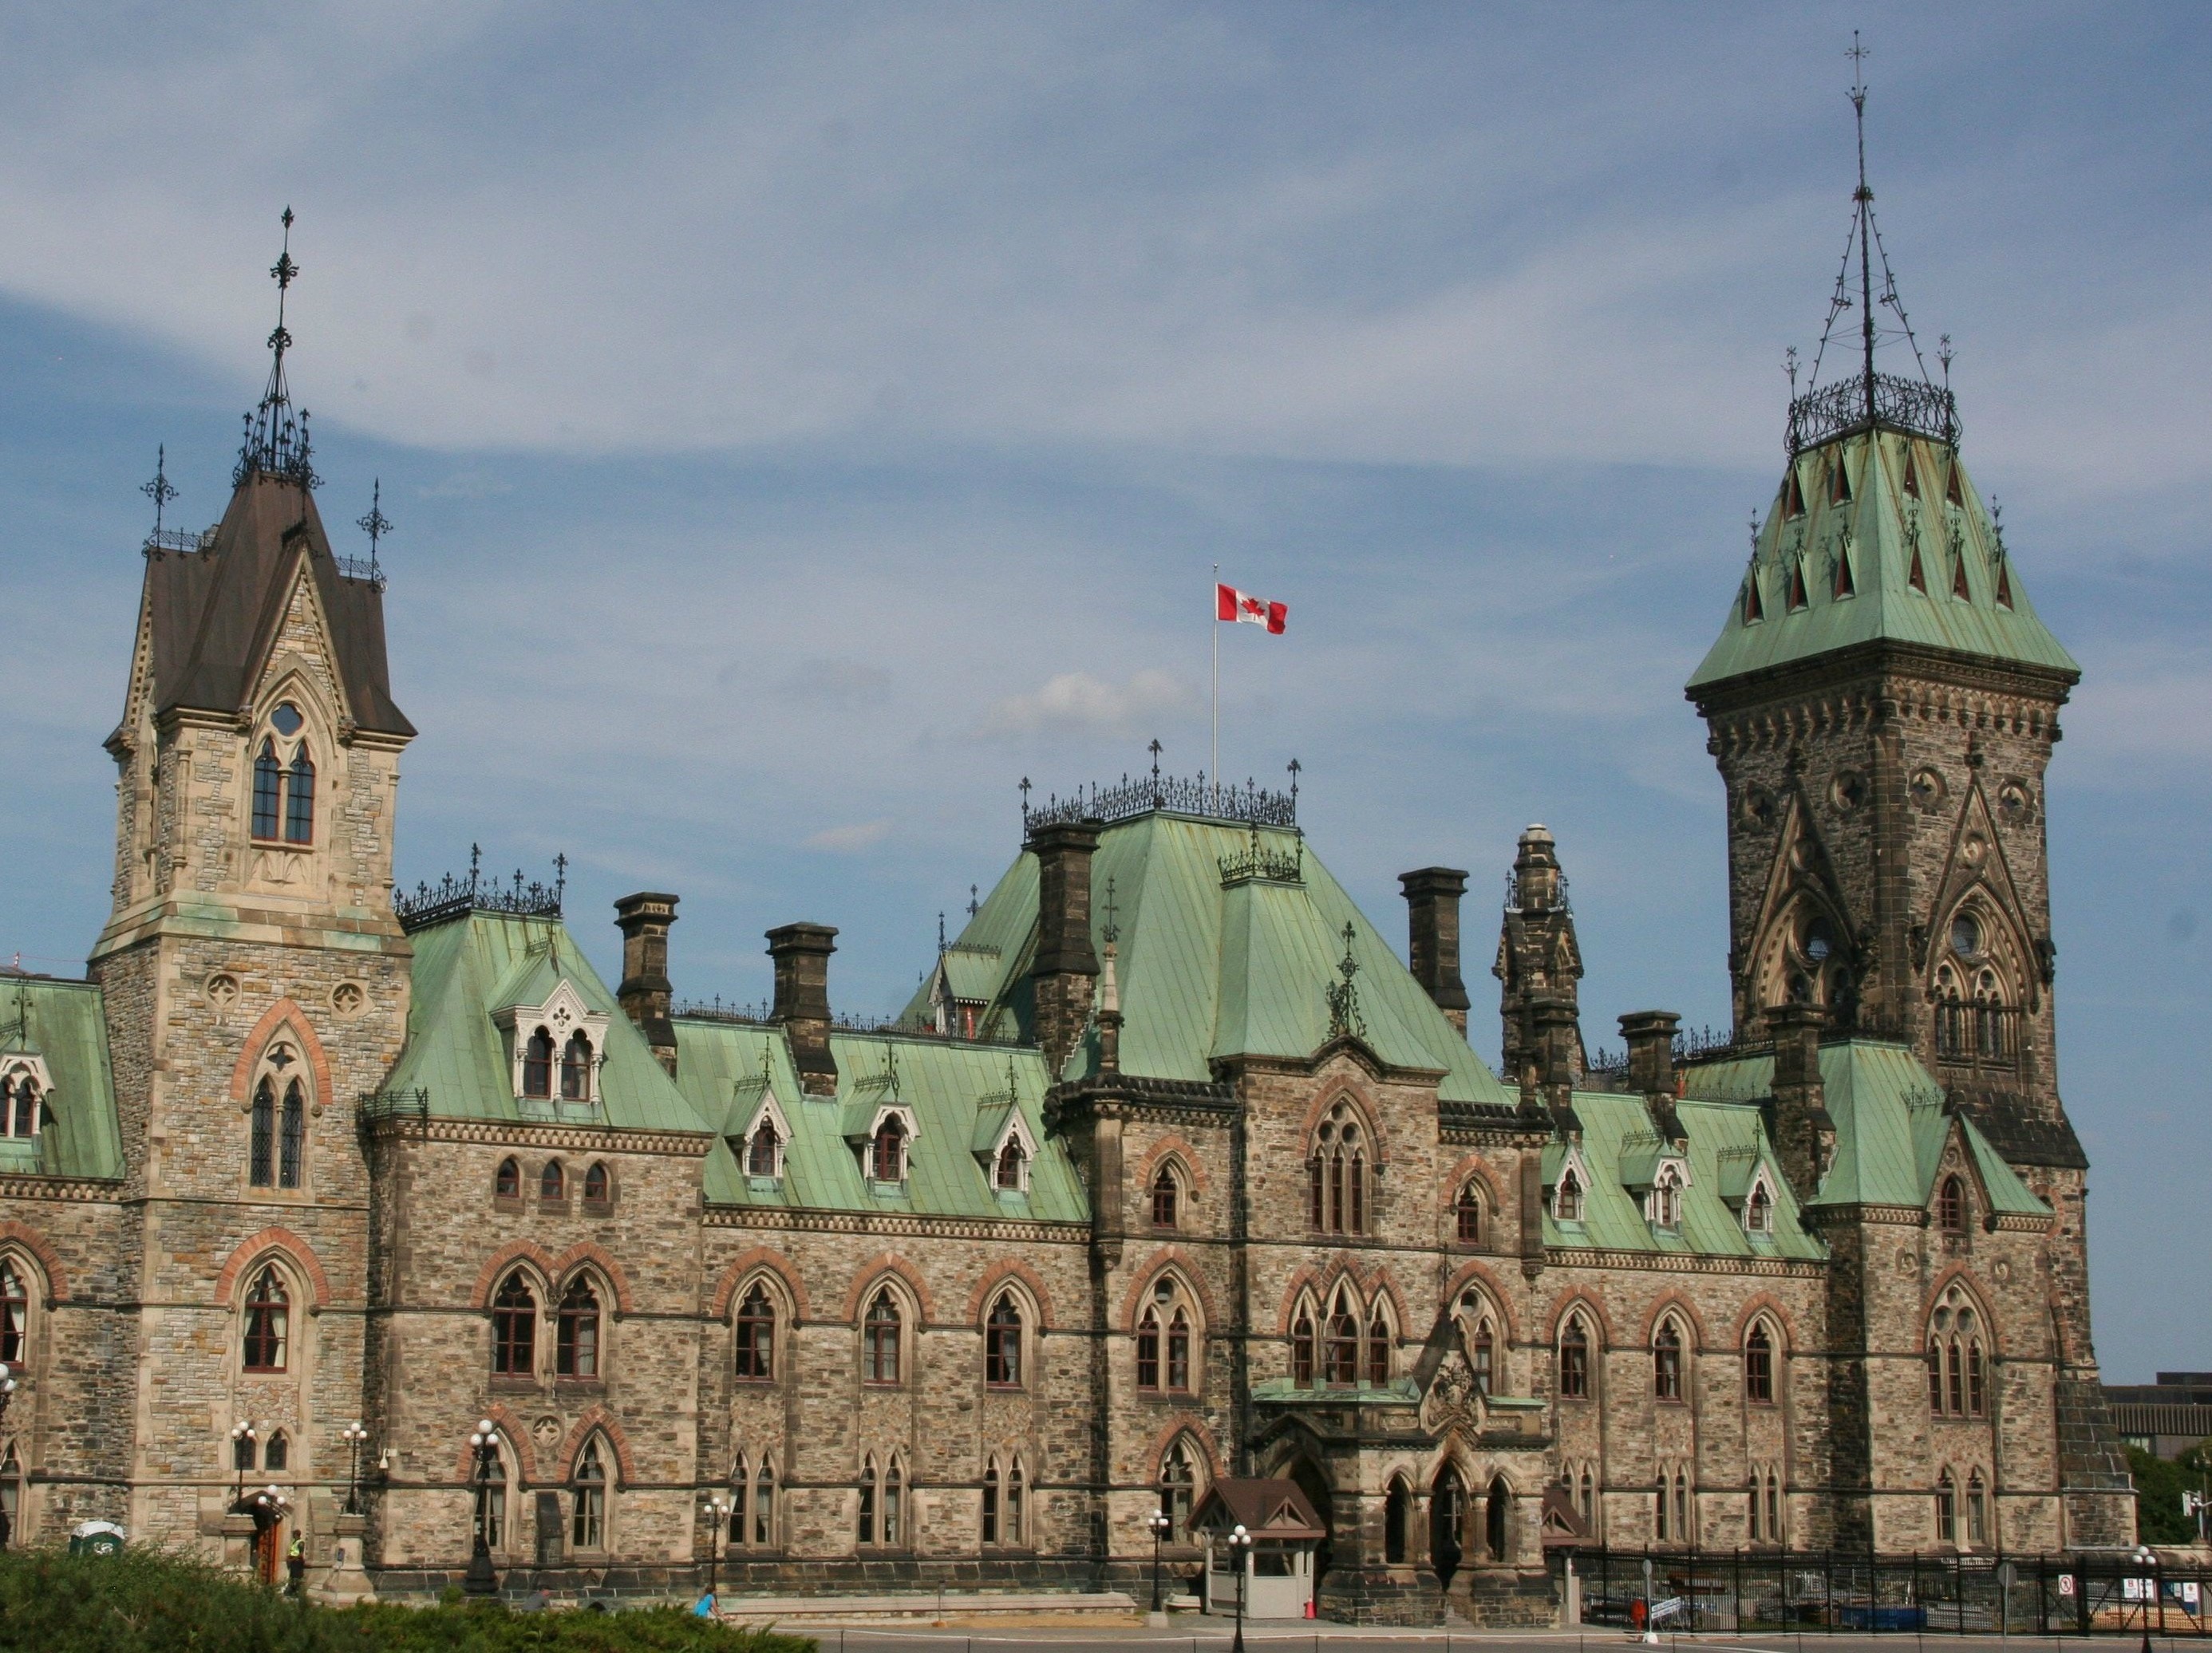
[1274,1257,1377,1334]
[1134,1135,1213,1201]
[709,1247,810,1322]
[1922,1265,2001,1352]
[555,1407,637,1485]
[1544,1287,1615,1348]
[212,1227,331,1309]
[1444,1153,1503,1211]
[966,1257,1057,1328]
[1296,1075,1391,1163]
[550,1242,634,1316]
[1144,1417,1224,1481]
[469,1241,562,1310]
[1728,1292,1799,1352]
[449,1404,540,1485]
[226,998,334,1116]
[839,1254,935,1325]
[1639,1291,1709,1351]
[1361,1265,1414,1332]
[0,1221,69,1303]
[1117,1246,1219,1333]
[1441,1258,1523,1344]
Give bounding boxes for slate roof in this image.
[1689,430,2078,693]
[123,471,412,739]
[0,972,123,1181]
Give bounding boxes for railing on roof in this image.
[674,998,775,1025]
[671,999,1034,1047]
[1502,869,1571,916]
[142,525,219,557]
[357,1087,429,1127]
[332,552,385,590]
[1588,1024,1758,1077]
[1025,771,1296,832]
[393,853,566,933]
[1787,369,1959,455]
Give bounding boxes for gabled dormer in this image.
[493,979,610,1109]
[972,1100,1037,1195]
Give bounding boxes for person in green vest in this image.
[285,1532,306,1596]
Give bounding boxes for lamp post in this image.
[1148,1506,1173,1616]
[230,1420,257,1506]
[1227,1522,1253,1653]
[463,1418,500,1598]
[342,1421,369,1516]
[701,1493,733,1613]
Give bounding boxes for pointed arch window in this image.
[1311,1103,1369,1235]
[748,1115,781,1178]
[242,1265,289,1373]
[540,1159,565,1201]
[250,1078,276,1187]
[858,1456,878,1545]
[1151,1163,1180,1228]
[1554,1169,1583,1222]
[263,1429,289,1471]
[1744,1323,1775,1404]
[986,1292,1024,1387]
[583,1161,610,1204]
[559,1032,592,1100]
[1468,1312,1495,1396]
[556,1278,601,1379]
[1747,1470,1765,1541]
[495,1157,521,1199]
[1787,558,1809,611]
[1167,1306,1192,1391]
[1928,1288,1987,1418]
[284,746,314,844]
[1290,1307,1315,1388]
[995,1136,1026,1191]
[278,1080,304,1189]
[735,1283,776,1381]
[1653,1319,1684,1402]
[1384,1477,1410,1564]
[1323,1292,1359,1386]
[1558,1316,1590,1399]
[3,1074,38,1138]
[752,1456,776,1546]
[492,1272,537,1375]
[1909,544,1929,593]
[872,1116,907,1184]
[1456,1182,1483,1245]
[1005,1458,1025,1545]
[1965,1469,1988,1545]
[1651,1162,1685,1230]
[252,740,283,840]
[1137,1307,1162,1391]
[1935,1467,1957,1543]
[523,1029,555,1099]
[6,1443,33,1540]
[982,1459,1000,1545]
[571,1437,607,1550]
[1365,1305,1392,1387]
[1160,1438,1198,1543]
[1746,1182,1774,1235]
[882,1458,904,1546]
[1937,1174,1966,1233]
[863,1288,902,1384]
[0,1261,25,1367]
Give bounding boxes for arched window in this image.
[523,1030,555,1099]
[864,1288,902,1384]
[0,1261,25,1367]
[1674,1470,1690,1545]
[540,1159,564,1201]
[749,1117,781,1178]
[1654,1467,1671,1541]
[1935,1467,1957,1544]
[284,746,314,844]
[495,1157,520,1199]
[557,1278,601,1379]
[1467,1305,1495,1396]
[1653,1319,1684,1402]
[1558,1316,1590,1399]
[560,1032,592,1101]
[1456,1182,1483,1245]
[1151,1165,1179,1228]
[583,1162,610,1203]
[995,1137,1026,1191]
[1365,1305,1391,1387]
[735,1284,776,1381]
[982,1459,1000,1545]
[1746,1182,1773,1235]
[1311,1103,1369,1235]
[1747,1470,1763,1541]
[986,1293,1023,1387]
[250,1078,276,1187]
[858,1455,878,1545]
[571,1437,606,1550]
[1005,1458,1025,1545]
[1323,1292,1359,1386]
[1965,1469,1988,1546]
[480,1441,508,1549]
[1384,1478,1410,1564]
[1554,1168,1583,1222]
[1652,1163,1685,1230]
[1965,1338,1986,1416]
[2,1075,38,1139]
[1137,1307,1161,1391]
[882,1458,904,1546]
[1766,1471,1781,1544]
[872,1117,907,1183]
[278,1079,305,1189]
[1937,1174,1966,1233]
[730,1453,749,1545]
[1291,1308,1315,1388]
[1928,1286,1987,1418]
[1580,1469,1595,1523]
[252,740,282,839]
[752,1456,776,1546]
[242,1265,289,1373]
[1160,1438,1197,1543]
[263,1430,289,1471]
[0,1443,19,1545]
[1744,1323,1775,1404]
[1485,1475,1510,1560]
[492,1273,536,1375]
[1167,1306,1192,1391]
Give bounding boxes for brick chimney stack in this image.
[1400,866,1471,1036]
[767,923,839,1096]
[1767,1002,1835,1200]
[613,892,680,1076]
[1025,819,1103,1073]
[1620,1009,1685,1142]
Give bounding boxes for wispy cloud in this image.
[978,669,1195,740]
[805,819,894,853]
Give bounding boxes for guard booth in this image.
[1194,1478,1326,1620]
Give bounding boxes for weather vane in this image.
[141,445,180,546]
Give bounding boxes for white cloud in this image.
[804,819,894,853]
[978,669,1195,740]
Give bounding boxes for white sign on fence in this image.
[2058,1575,2076,1597]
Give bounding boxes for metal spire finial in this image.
[938,911,947,953]
[1102,874,1120,946]
[140,445,180,546]
[356,479,392,581]
[968,883,980,918]
[1286,756,1301,809]
[236,207,318,489]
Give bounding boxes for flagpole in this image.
[1211,562,1219,810]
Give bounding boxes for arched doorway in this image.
[1384,1480,1410,1565]
[235,1498,282,1584]
[1283,1457,1334,1587]
[1485,1475,1511,1561]
[1429,1465,1464,1588]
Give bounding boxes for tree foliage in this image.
[2126,1442,2209,1548]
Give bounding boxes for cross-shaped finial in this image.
[357,479,393,573]
[1748,511,1761,557]
[1103,874,1120,945]
[938,911,946,952]
[1147,739,1163,779]
[1937,333,1954,378]
[1287,756,1301,808]
[1018,776,1032,820]
[553,852,567,903]
[141,445,180,541]
[968,882,980,918]
[468,842,482,890]
[1784,345,1799,394]
[1339,921,1359,979]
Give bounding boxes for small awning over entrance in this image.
[1194,1479,1327,1621]
[1192,1478,1327,1542]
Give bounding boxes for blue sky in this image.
[0,3,2205,1380]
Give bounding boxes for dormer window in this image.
[1649,1162,1685,1231]
[1786,558,1809,611]
[749,1118,782,1178]
[523,1029,555,1099]
[872,1116,907,1184]
[995,1137,1027,1191]
[559,1032,593,1100]
[499,983,610,1107]
[1745,1180,1774,1235]
[1554,1168,1583,1222]
[0,1062,48,1140]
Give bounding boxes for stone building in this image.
[0,169,2138,1620]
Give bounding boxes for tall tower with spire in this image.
[90,210,415,1547]
[1686,54,2131,1547]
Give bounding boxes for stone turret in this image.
[1493,826,1585,1087]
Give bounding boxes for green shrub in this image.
[0,1545,816,1653]
[2127,1442,2209,1547]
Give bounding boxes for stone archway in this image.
[1429,1464,1464,1588]
[1284,1455,1334,1586]
[1484,1474,1511,1562]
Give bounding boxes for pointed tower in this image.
[1686,78,2131,1546]
[89,211,415,1548]
[1491,825,1586,1088]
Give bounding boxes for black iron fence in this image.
[1562,1548,2209,1636]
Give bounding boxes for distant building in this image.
[2106,1375,2212,1462]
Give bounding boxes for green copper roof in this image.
[903,813,1511,1107]
[0,974,122,1181]
[386,911,713,1135]
[670,1019,1085,1222]
[1689,431,2079,692]
[1677,1038,2047,1216]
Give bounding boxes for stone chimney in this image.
[1096,940,1124,1075]
[766,922,839,1096]
[1400,866,1471,1036]
[1766,1002,1835,1201]
[1026,819,1102,1073]
[1529,994,1582,1134]
[1621,1008,1687,1142]
[613,893,680,1076]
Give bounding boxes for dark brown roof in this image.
[2107,1402,2212,1441]
[130,470,412,740]
[1191,1478,1326,1541]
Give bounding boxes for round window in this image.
[271,703,304,736]
[1801,916,1837,964]
[1950,913,1982,959]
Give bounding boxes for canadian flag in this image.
[1216,582,1287,633]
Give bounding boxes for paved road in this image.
[793,1631,2206,1653]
